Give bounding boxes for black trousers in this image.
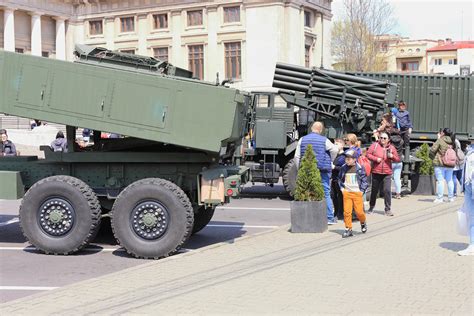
[370,173,392,212]
[400,129,410,149]
[331,179,344,220]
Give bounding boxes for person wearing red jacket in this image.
[366,132,400,216]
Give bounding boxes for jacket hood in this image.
[441,135,453,144]
[52,138,65,146]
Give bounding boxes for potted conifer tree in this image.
[412,143,435,195]
[291,144,327,233]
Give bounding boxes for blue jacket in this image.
[338,163,368,193]
[300,133,332,172]
[395,110,413,129]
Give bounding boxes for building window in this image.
[120,17,135,33]
[380,42,388,52]
[153,47,168,61]
[304,11,312,27]
[401,61,419,71]
[434,58,442,65]
[225,42,241,79]
[153,13,168,29]
[305,45,311,67]
[89,20,103,35]
[416,48,420,52]
[42,51,49,58]
[400,49,405,53]
[15,48,24,54]
[120,49,135,54]
[188,45,204,79]
[454,58,458,65]
[224,6,240,23]
[187,10,203,26]
[449,58,458,65]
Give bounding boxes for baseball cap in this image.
[344,149,356,159]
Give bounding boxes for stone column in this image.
[170,10,182,66]
[207,6,218,82]
[30,12,42,56]
[104,17,115,50]
[137,14,148,55]
[54,17,66,60]
[3,8,15,51]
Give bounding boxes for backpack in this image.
[357,155,372,176]
[441,145,457,167]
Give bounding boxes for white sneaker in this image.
[433,198,444,203]
[448,197,455,203]
[458,245,474,256]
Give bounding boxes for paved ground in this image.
[0,184,291,303]
[1,194,471,315]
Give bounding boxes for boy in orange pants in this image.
[338,150,368,238]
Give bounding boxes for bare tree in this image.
[332,0,396,72]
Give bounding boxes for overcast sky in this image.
[331,0,473,41]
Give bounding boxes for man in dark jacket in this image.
[295,121,339,224]
[0,129,17,156]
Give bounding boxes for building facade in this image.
[426,39,474,75]
[375,35,438,74]
[1,0,333,91]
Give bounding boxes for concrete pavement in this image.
[1,195,472,315]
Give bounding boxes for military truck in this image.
[0,45,249,259]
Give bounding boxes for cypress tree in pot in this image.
[291,144,327,233]
[412,143,435,195]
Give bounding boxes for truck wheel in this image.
[282,159,297,196]
[111,178,194,259]
[19,176,101,255]
[192,206,215,234]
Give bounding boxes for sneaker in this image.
[448,197,455,203]
[328,218,338,225]
[342,229,353,238]
[367,207,374,214]
[385,210,394,216]
[361,222,367,233]
[433,198,444,203]
[457,245,474,256]
[395,194,401,199]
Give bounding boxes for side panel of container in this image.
[0,51,242,153]
[354,73,473,141]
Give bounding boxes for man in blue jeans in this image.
[295,121,339,224]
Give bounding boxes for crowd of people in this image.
[294,101,473,248]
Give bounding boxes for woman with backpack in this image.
[429,128,456,203]
[389,128,404,199]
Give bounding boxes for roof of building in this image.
[427,41,474,52]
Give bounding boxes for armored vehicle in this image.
[0,46,249,259]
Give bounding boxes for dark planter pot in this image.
[411,174,435,195]
[290,200,327,233]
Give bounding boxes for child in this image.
[338,149,368,238]
[394,101,412,150]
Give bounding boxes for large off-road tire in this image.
[282,159,297,196]
[19,175,101,255]
[192,206,215,234]
[111,178,194,259]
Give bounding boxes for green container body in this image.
[353,72,474,141]
[0,50,245,153]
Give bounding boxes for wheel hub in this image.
[39,198,75,237]
[131,201,169,240]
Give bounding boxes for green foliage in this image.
[294,145,325,201]
[416,143,434,175]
